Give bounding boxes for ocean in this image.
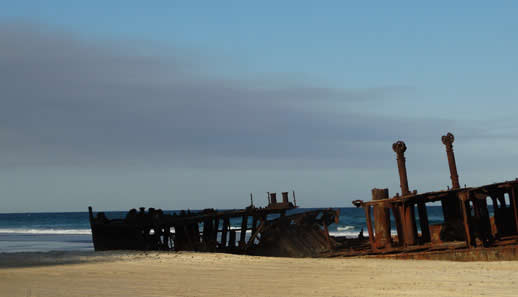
[0,207,448,253]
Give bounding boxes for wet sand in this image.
[1,251,517,297]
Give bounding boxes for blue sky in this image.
[1,2,518,212]
[5,1,517,118]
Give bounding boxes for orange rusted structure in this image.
[342,132,518,260]
[89,132,518,260]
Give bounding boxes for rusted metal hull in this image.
[347,133,518,261]
[89,133,518,261]
[89,192,341,257]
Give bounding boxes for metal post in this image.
[372,188,391,249]
[364,206,375,249]
[459,191,473,247]
[401,203,417,246]
[417,202,431,243]
[393,141,410,196]
[392,140,417,245]
[442,133,460,189]
[390,204,404,246]
[221,217,229,247]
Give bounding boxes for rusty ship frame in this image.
[89,192,339,257]
[89,133,518,260]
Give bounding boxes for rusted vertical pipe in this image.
[372,188,391,249]
[459,191,473,247]
[401,203,417,245]
[392,140,417,245]
[417,202,431,243]
[221,217,229,247]
[363,206,375,249]
[390,204,404,246]
[393,141,410,196]
[442,132,460,189]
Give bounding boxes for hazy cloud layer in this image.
[1,23,468,170]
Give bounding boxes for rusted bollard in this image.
[372,188,391,249]
[393,140,417,245]
[442,132,460,189]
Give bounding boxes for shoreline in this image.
[1,251,518,297]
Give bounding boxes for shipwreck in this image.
[89,192,339,257]
[89,133,518,260]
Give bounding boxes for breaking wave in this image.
[229,226,252,233]
[328,231,361,238]
[336,226,355,231]
[0,229,92,235]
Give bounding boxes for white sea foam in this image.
[229,226,252,233]
[328,231,360,238]
[329,229,398,238]
[336,226,355,231]
[0,229,92,235]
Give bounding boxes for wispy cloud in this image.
[1,22,466,170]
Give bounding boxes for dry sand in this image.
[1,251,518,297]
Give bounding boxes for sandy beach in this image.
[0,251,517,297]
